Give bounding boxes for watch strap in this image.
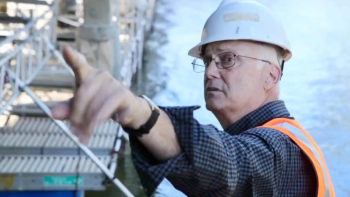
[122,95,160,137]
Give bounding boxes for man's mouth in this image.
[206,87,223,92]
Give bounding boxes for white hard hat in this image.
[188,0,292,61]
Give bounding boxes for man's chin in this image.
[205,100,222,112]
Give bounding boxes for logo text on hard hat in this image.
[224,13,259,22]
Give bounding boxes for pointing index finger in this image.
[63,46,92,83]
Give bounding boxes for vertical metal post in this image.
[0,65,5,104]
[27,40,33,81]
[51,0,58,45]
[15,51,21,92]
[77,0,121,80]
[113,0,122,80]
[37,33,43,71]
[20,47,25,82]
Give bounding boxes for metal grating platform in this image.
[0,155,114,190]
[1,117,119,135]
[0,116,123,155]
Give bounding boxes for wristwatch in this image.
[122,95,160,137]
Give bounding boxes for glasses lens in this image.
[192,59,205,73]
[218,53,235,68]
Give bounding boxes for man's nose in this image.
[205,60,220,79]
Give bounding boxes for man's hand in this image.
[51,46,181,161]
[51,46,143,144]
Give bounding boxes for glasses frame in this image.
[191,52,272,73]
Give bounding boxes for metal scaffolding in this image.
[0,0,156,196]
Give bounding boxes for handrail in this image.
[0,0,157,195]
[5,64,134,196]
[0,3,56,112]
[0,1,135,196]
[0,3,54,47]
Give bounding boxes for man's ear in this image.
[264,64,281,90]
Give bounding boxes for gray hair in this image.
[253,41,284,67]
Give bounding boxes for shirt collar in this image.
[225,100,291,135]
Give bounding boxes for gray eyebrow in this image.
[203,48,238,58]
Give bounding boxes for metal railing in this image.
[0,1,59,114]
[117,0,155,87]
[0,1,144,196]
[54,0,155,88]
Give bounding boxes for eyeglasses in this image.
[191,52,272,73]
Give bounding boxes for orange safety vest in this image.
[260,118,335,197]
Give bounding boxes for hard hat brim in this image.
[188,38,292,61]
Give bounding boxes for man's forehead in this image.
[204,40,254,56]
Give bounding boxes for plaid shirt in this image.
[130,100,317,197]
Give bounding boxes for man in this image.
[51,0,335,196]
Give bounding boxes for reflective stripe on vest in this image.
[260,118,335,197]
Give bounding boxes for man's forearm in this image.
[125,97,182,161]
